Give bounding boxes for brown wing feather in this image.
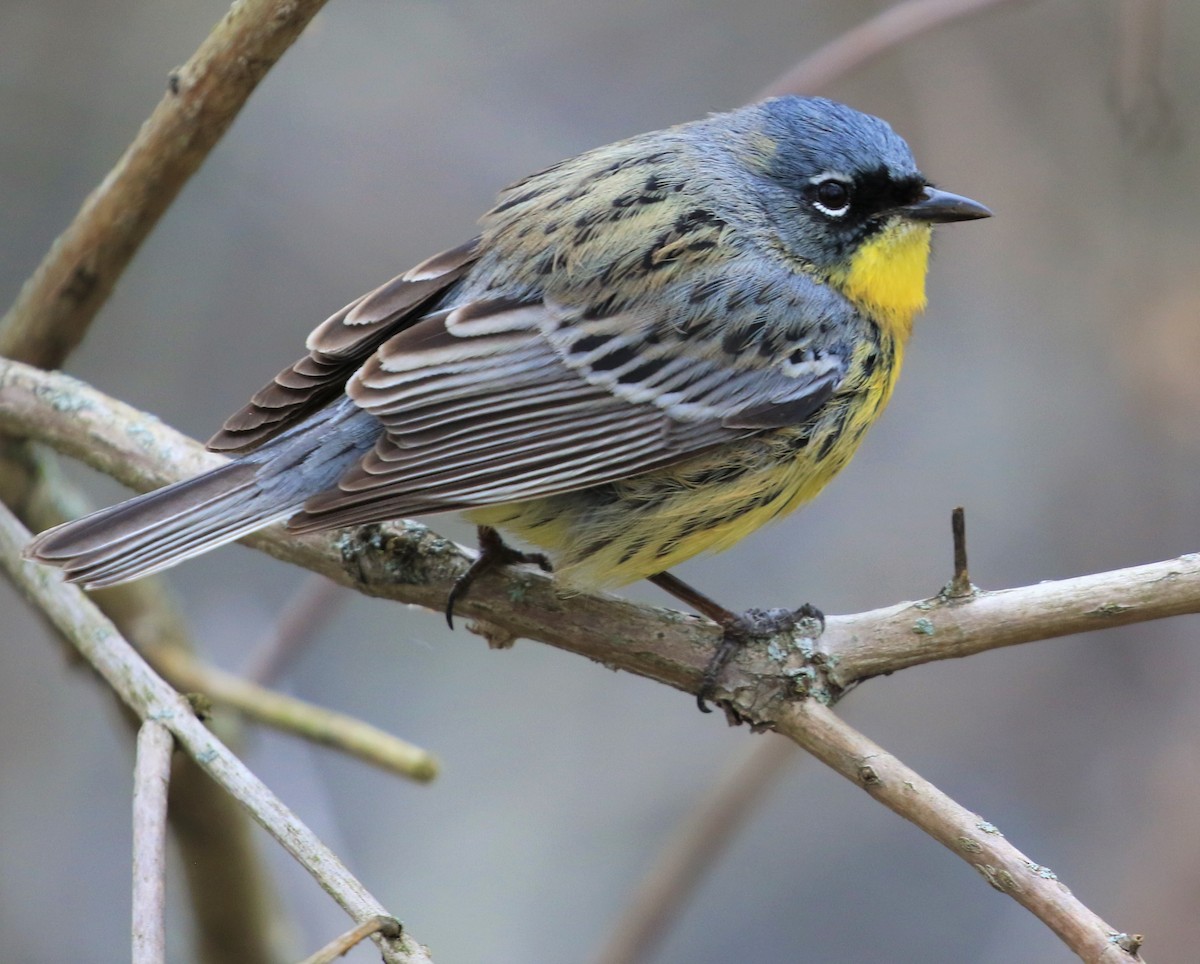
[207,238,481,453]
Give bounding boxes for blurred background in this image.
[3,0,1199,961]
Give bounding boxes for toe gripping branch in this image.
[445,526,552,628]
[443,531,836,715]
[699,604,827,714]
[441,508,971,715]
[648,572,826,713]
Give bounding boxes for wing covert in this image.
[289,263,858,529]
[207,239,480,453]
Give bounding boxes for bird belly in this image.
[466,349,899,589]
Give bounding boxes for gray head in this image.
[731,96,989,268]
[760,96,922,188]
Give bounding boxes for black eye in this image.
[810,179,852,217]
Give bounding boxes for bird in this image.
[26,95,990,707]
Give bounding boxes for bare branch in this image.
[149,644,439,782]
[829,554,1200,687]
[0,440,283,963]
[774,701,1145,963]
[0,503,432,964]
[132,721,175,964]
[0,0,330,367]
[759,0,1030,99]
[243,573,347,685]
[592,735,798,964]
[3,353,1164,958]
[948,505,972,597]
[0,356,1162,957]
[298,916,404,964]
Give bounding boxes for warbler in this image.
[27,96,988,693]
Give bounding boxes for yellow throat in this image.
[832,219,932,342]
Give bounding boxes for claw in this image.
[693,604,826,713]
[793,602,825,633]
[446,526,552,629]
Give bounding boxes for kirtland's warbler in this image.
[27,96,989,700]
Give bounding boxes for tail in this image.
[25,400,379,589]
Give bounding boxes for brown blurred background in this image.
[3,1,1200,961]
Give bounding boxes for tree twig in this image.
[828,553,1200,687]
[243,573,348,685]
[759,0,1030,98]
[149,644,439,781]
[591,734,798,964]
[948,505,972,597]
[0,0,331,367]
[132,721,175,964]
[773,700,1145,963]
[298,916,404,964]
[0,503,432,964]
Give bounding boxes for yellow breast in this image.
[830,219,931,342]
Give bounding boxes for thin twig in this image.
[0,440,283,964]
[828,553,1200,687]
[0,0,330,367]
[132,721,175,964]
[149,644,439,782]
[773,701,1145,963]
[759,0,1030,98]
[948,505,972,597]
[1112,0,1175,147]
[0,504,431,964]
[244,573,347,685]
[591,734,798,964]
[298,915,404,964]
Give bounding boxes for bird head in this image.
[748,96,991,337]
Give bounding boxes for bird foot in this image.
[696,603,825,713]
[445,526,552,628]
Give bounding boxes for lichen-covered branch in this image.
[132,721,174,964]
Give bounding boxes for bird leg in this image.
[648,571,824,713]
[445,526,553,628]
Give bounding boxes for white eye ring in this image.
[809,177,853,218]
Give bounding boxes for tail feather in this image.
[26,462,296,589]
[25,399,381,588]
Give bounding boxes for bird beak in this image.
[898,187,992,223]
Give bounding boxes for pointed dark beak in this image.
[898,187,992,223]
